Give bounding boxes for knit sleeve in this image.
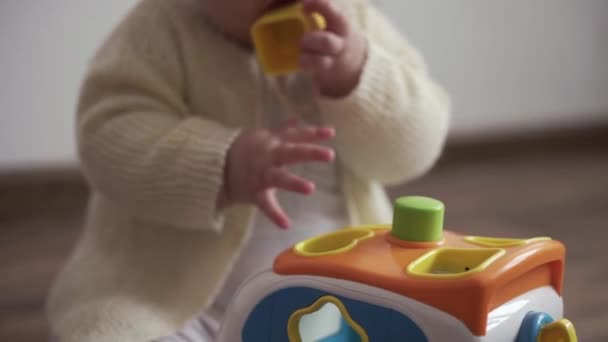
[316,1,451,186]
[76,0,240,232]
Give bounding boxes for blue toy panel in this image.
[242,287,428,341]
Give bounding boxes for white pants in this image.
[154,312,218,342]
[52,314,216,342]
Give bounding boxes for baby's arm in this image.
[77,0,336,231]
[76,0,239,232]
[313,0,451,185]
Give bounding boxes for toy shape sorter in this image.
[216,196,577,342]
[251,2,326,75]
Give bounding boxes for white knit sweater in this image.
[46,0,450,341]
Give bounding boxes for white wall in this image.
[0,0,138,170]
[1,0,607,170]
[379,0,608,136]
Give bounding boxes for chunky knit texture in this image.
[47,0,450,341]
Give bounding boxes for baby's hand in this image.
[223,119,335,229]
[300,0,368,98]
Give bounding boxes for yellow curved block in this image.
[251,3,326,75]
[538,319,578,342]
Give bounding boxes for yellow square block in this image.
[251,3,326,75]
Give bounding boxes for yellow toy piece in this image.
[538,319,578,342]
[251,3,326,75]
[287,295,369,342]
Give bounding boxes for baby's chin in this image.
[263,0,299,13]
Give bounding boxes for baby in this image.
[47,0,450,341]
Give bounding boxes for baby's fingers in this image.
[273,143,335,166]
[265,168,315,194]
[301,31,345,56]
[279,116,301,130]
[257,189,290,229]
[300,54,334,73]
[280,125,335,143]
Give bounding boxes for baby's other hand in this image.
[300,0,368,98]
[222,119,335,229]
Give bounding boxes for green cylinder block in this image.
[391,196,445,242]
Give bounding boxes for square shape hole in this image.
[407,248,505,278]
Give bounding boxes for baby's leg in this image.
[49,314,217,342]
[154,313,218,342]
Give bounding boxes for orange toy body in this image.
[216,197,577,342]
[275,228,565,336]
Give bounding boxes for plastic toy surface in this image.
[217,196,578,341]
[251,3,326,75]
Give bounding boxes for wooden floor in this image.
[1,126,607,341]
